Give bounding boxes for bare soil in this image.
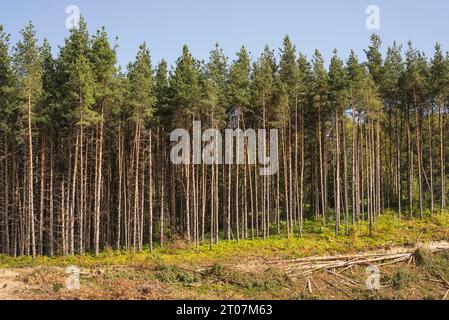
[0,268,29,300]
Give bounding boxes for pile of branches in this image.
[266,242,449,277]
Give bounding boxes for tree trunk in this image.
[27,95,36,260]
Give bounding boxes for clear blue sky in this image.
[1,0,448,68]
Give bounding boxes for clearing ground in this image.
[0,242,448,300]
[0,269,25,300]
[1,213,449,300]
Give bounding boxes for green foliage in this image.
[13,21,44,133]
[346,50,382,116]
[201,43,228,128]
[250,46,276,122]
[430,43,449,104]
[70,55,97,125]
[209,263,225,275]
[311,50,329,114]
[126,42,155,125]
[403,41,430,104]
[38,39,57,125]
[364,33,383,87]
[13,22,43,103]
[0,24,18,136]
[328,49,349,113]
[223,269,291,291]
[155,263,199,284]
[229,46,251,112]
[90,27,117,121]
[272,80,289,127]
[414,248,449,279]
[169,45,201,124]
[387,269,417,290]
[154,59,170,126]
[2,211,447,269]
[52,283,64,293]
[382,42,404,105]
[56,17,98,126]
[279,35,299,100]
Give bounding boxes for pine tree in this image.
[279,35,299,236]
[169,45,200,245]
[203,44,228,247]
[329,49,349,234]
[346,50,365,223]
[296,53,311,233]
[111,69,128,251]
[430,44,449,212]
[382,42,404,214]
[152,59,169,251]
[13,22,44,259]
[229,47,251,113]
[365,34,383,88]
[360,63,383,235]
[251,46,275,239]
[404,42,429,220]
[311,50,329,223]
[127,43,155,252]
[90,27,117,255]
[0,25,17,255]
[227,46,251,241]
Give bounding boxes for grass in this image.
[1,211,448,269]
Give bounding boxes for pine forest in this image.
[2,18,449,260]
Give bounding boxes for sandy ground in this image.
[0,269,26,300]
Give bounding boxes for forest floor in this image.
[1,212,449,300]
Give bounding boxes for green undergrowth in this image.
[208,263,292,291]
[1,211,448,269]
[154,263,200,284]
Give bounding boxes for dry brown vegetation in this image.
[2,243,448,300]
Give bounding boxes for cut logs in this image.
[265,241,449,277]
